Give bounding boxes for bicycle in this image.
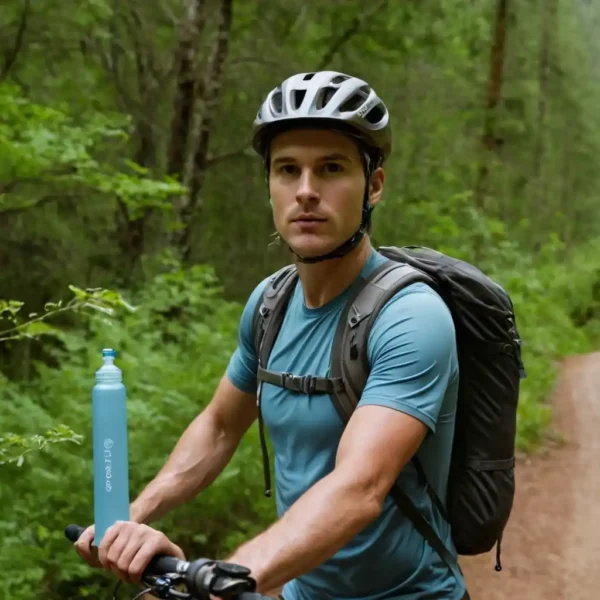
[65,524,270,600]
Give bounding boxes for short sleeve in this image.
[226,276,270,394]
[358,283,457,433]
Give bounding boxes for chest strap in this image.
[257,367,344,395]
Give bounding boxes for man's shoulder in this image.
[374,278,452,322]
[368,281,457,358]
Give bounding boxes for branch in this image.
[102,0,133,113]
[128,8,161,78]
[0,180,21,196]
[0,302,76,341]
[228,56,283,70]
[318,0,388,70]
[0,166,78,198]
[1,0,31,81]
[125,8,160,169]
[204,143,252,167]
[474,0,509,209]
[0,194,80,217]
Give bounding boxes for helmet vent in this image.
[303,73,315,81]
[293,89,306,109]
[270,90,283,114]
[365,104,385,124]
[339,86,370,113]
[316,86,337,109]
[331,75,349,85]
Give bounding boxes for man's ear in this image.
[368,167,385,208]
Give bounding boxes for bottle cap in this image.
[102,349,117,358]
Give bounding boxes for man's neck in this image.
[295,237,373,309]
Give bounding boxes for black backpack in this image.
[251,246,526,579]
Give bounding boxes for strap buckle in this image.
[282,373,316,394]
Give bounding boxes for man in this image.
[74,71,469,600]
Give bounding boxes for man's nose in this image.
[296,169,320,204]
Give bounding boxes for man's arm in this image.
[131,374,257,524]
[227,406,427,593]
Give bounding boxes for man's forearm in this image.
[130,410,239,524]
[226,470,382,593]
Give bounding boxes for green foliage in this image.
[0,83,183,217]
[0,425,83,467]
[493,238,600,450]
[0,262,275,599]
[0,285,134,343]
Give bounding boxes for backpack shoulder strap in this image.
[252,264,298,369]
[329,258,463,582]
[252,265,298,499]
[329,259,435,422]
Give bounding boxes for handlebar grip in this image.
[145,554,182,576]
[65,524,86,542]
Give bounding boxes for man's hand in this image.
[96,521,185,585]
[73,524,102,568]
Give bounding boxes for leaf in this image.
[0,300,24,316]
[68,285,88,301]
[21,321,57,338]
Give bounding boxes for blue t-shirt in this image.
[227,249,465,600]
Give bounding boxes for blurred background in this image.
[1,0,599,598]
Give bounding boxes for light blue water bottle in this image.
[92,348,130,546]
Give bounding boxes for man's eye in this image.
[323,162,343,174]
[278,165,297,175]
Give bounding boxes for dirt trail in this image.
[460,352,600,600]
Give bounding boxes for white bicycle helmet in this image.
[252,71,391,166]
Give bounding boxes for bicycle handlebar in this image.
[65,524,270,600]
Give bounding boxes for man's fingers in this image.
[97,522,161,584]
[113,531,149,584]
[127,537,161,583]
[98,521,129,569]
[74,525,101,567]
[74,525,94,553]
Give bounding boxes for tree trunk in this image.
[115,8,159,283]
[171,0,233,262]
[167,0,207,177]
[0,0,31,81]
[534,0,558,223]
[534,0,550,180]
[474,0,509,209]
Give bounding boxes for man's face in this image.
[268,128,383,260]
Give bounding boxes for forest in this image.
[1,1,599,598]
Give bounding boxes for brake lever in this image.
[141,574,189,600]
